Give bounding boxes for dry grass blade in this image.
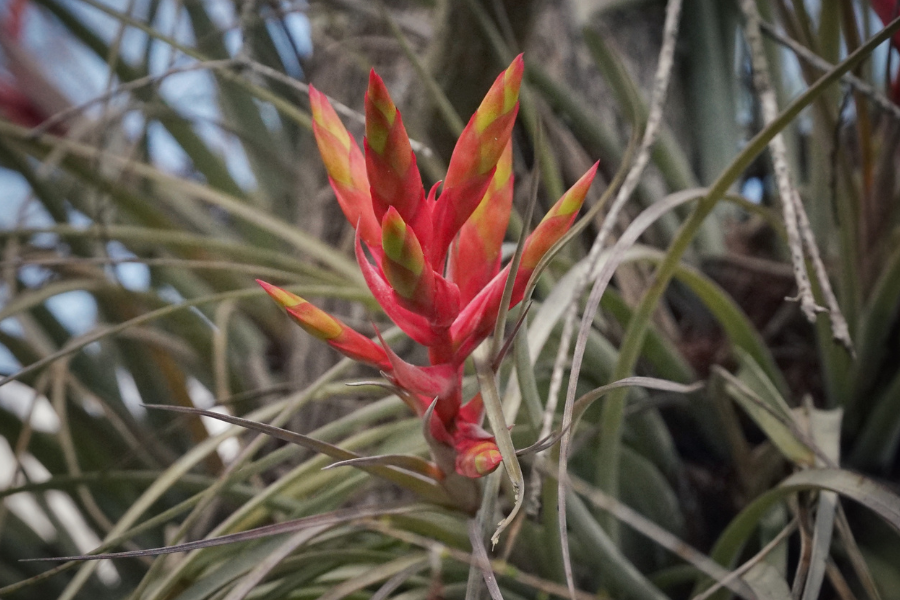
[491,301,532,372]
[551,2,684,592]
[21,505,418,562]
[711,367,834,468]
[466,468,503,600]
[142,405,451,504]
[522,118,641,522]
[0,255,312,283]
[834,504,883,600]
[0,287,266,389]
[514,427,568,457]
[0,225,341,281]
[0,121,362,279]
[322,454,442,480]
[370,561,428,600]
[739,0,816,320]
[800,406,843,600]
[236,55,435,156]
[473,348,524,547]
[27,59,236,136]
[378,1,464,138]
[318,554,431,600]
[572,376,704,421]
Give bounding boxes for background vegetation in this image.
[1,0,900,599]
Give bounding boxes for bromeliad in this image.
[260,55,597,483]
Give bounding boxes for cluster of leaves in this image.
[1,1,900,600]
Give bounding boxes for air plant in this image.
[259,55,598,497]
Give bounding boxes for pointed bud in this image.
[514,162,598,298]
[309,85,382,252]
[364,71,431,248]
[381,208,460,326]
[448,142,514,305]
[355,231,443,347]
[257,280,390,369]
[430,55,524,269]
[381,207,431,301]
[449,266,509,363]
[445,55,524,187]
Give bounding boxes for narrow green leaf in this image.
[714,365,814,466]
[800,408,842,600]
[566,492,668,600]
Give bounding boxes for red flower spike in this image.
[364,71,431,247]
[448,141,514,305]
[309,85,382,252]
[274,57,599,484]
[430,55,525,269]
[257,280,390,369]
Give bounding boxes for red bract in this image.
[873,0,900,103]
[0,80,50,129]
[873,0,900,45]
[261,55,598,480]
[0,0,70,134]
